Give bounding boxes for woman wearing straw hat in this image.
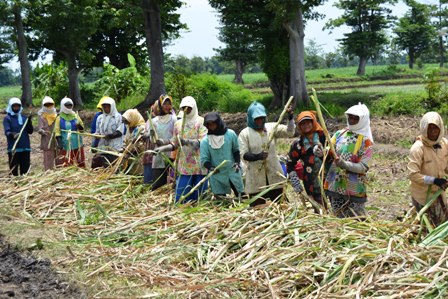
[287,111,330,213]
[324,103,374,218]
[3,97,34,176]
[238,101,295,206]
[37,96,58,171]
[54,97,86,167]
[408,111,448,227]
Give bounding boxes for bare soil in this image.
[0,236,85,299]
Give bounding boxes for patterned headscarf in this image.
[122,109,145,128]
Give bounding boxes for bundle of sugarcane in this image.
[1,168,447,298]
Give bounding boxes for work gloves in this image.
[179,137,200,149]
[288,171,303,193]
[243,151,268,162]
[105,131,122,140]
[154,144,174,154]
[8,132,20,140]
[434,178,448,188]
[313,145,324,158]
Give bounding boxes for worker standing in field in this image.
[200,112,244,199]
[324,103,374,218]
[408,111,448,227]
[37,96,58,171]
[155,96,207,202]
[90,96,108,152]
[287,111,330,213]
[3,97,33,176]
[55,97,86,167]
[91,97,125,169]
[238,101,295,206]
[142,94,177,190]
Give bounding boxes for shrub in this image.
[166,73,257,113]
[32,63,69,104]
[372,93,425,116]
[94,54,148,103]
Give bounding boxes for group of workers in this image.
[3,94,448,225]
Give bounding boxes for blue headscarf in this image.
[247,101,266,130]
[6,97,23,125]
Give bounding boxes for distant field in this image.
[0,85,21,106]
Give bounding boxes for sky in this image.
[165,0,411,58]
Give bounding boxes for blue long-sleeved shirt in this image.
[3,114,33,152]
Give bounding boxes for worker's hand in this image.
[256,151,268,161]
[156,139,169,146]
[434,178,448,190]
[287,106,294,120]
[313,144,324,158]
[209,167,220,174]
[233,163,241,173]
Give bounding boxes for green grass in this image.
[0,85,21,106]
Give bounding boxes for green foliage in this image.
[32,63,69,104]
[94,55,148,103]
[372,93,424,115]
[423,69,442,101]
[166,73,256,113]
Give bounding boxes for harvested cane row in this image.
[0,167,447,298]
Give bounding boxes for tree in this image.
[327,0,397,75]
[394,0,436,69]
[432,0,448,67]
[88,0,148,70]
[28,0,102,107]
[305,39,325,69]
[137,0,184,110]
[210,0,259,84]
[0,1,32,106]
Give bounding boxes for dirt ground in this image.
[0,236,85,299]
[0,110,426,297]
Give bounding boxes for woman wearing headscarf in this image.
[324,103,374,218]
[3,97,33,175]
[408,112,448,227]
[91,97,125,169]
[200,112,244,198]
[238,101,295,206]
[91,96,108,151]
[155,96,207,202]
[55,97,86,167]
[142,94,177,189]
[287,111,330,212]
[37,96,58,170]
[122,109,146,140]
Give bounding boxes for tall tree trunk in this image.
[284,7,308,107]
[439,35,444,67]
[66,54,83,107]
[138,0,166,110]
[233,58,244,84]
[409,51,414,69]
[356,56,367,75]
[268,79,286,109]
[12,3,32,107]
